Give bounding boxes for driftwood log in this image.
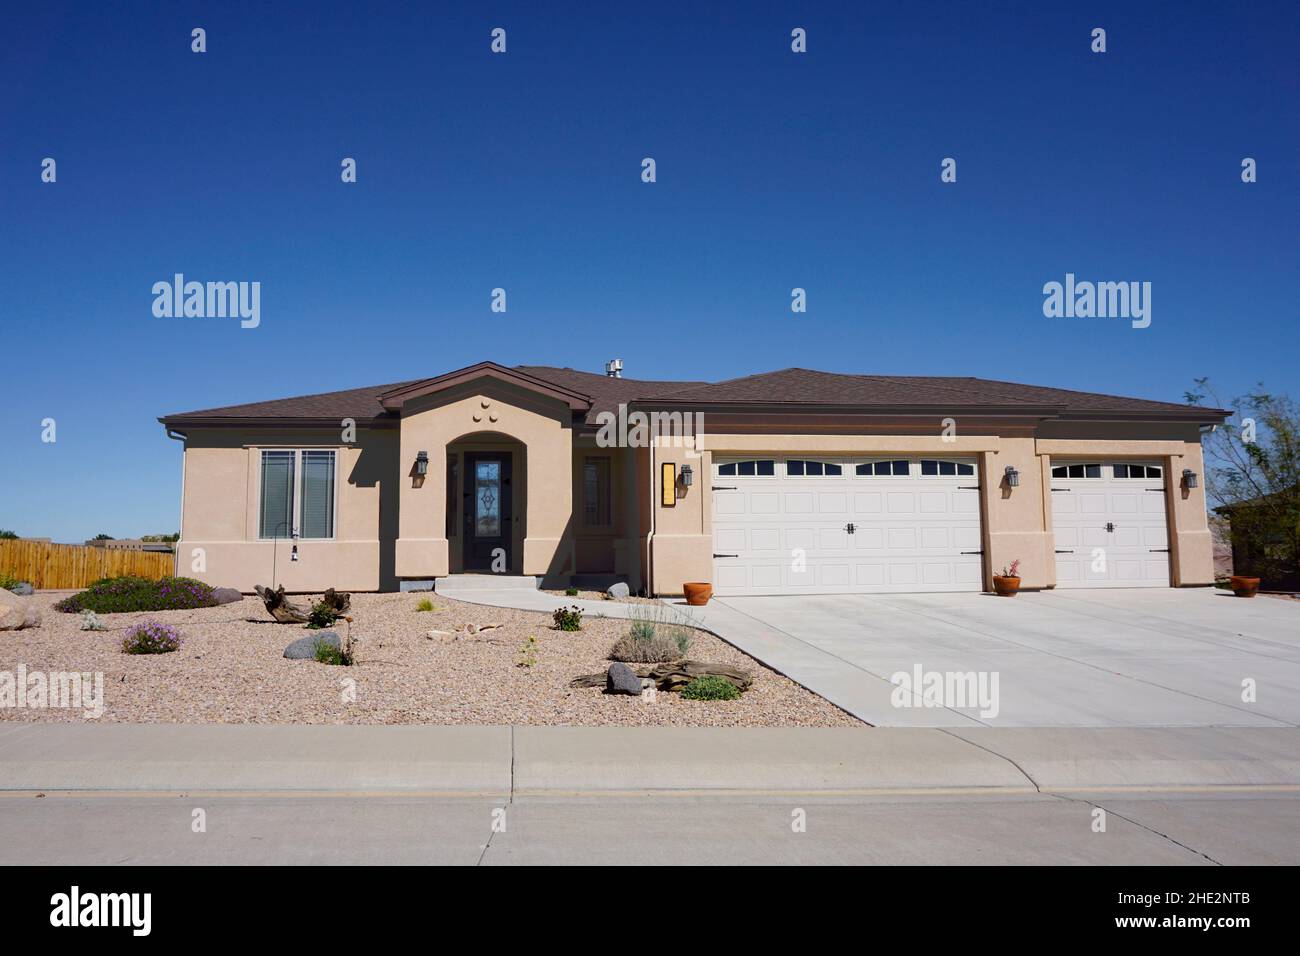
[253,585,352,623]
[253,585,311,623]
[570,660,753,692]
[322,588,352,614]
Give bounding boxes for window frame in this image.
[1111,463,1164,480]
[854,458,913,478]
[1050,462,1104,480]
[917,458,977,479]
[582,455,613,528]
[715,458,777,478]
[257,447,339,541]
[784,458,844,478]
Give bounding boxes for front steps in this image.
[435,574,541,591]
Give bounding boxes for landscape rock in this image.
[7,582,35,597]
[211,587,243,605]
[605,582,630,599]
[0,589,41,630]
[284,631,341,659]
[606,662,642,695]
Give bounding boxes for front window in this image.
[583,456,612,526]
[259,449,337,539]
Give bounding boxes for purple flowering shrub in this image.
[121,620,183,654]
[55,576,218,613]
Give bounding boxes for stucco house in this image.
[159,361,1230,596]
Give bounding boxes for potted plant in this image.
[683,582,712,606]
[992,560,1021,597]
[1229,575,1261,598]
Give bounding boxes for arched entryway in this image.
[446,432,526,573]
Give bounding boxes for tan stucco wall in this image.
[393,382,575,583]
[177,427,397,592]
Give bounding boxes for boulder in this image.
[7,582,35,597]
[605,581,631,599]
[606,662,642,695]
[211,587,243,605]
[284,631,341,660]
[0,589,41,630]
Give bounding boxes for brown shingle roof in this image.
[159,363,1228,427]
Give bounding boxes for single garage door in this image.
[712,456,983,596]
[1051,461,1171,588]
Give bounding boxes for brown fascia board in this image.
[378,362,592,412]
[158,415,399,431]
[1054,406,1233,424]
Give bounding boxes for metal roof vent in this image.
[605,358,623,378]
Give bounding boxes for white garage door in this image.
[1051,461,1171,588]
[712,457,984,596]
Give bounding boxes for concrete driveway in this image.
[695,589,1300,728]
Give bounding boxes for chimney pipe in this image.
[605,358,623,378]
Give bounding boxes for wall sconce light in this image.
[1004,465,1020,488]
[680,463,694,487]
[290,542,299,563]
[1182,468,1198,489]
[415,450,429,477]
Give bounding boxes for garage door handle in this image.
[960,550,983,555]
[713,553,738,558]
[1148,548,1170,553]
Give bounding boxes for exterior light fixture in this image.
[1182,468,1198,489]
[680,463,694,487]
[1004,465,1020,488]
[415,450,429,477]
[290,544,299,562]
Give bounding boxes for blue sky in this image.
[2,1,1297,542]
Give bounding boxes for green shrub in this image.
[609,632,681,663]
[552,605,583,631]
[305,602,339,630]
[564,587,579,597]
[313,637,349,665]
[415,598,435,612]
[55,576,217,614]
[121,620,182,654]
[681,676,741,701]
[0,571,22,591]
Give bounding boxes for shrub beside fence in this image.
[0,540,175,590]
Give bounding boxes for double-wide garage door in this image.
[712,457,983,596]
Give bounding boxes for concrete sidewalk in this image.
[2,724,1298,794]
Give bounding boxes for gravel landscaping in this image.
[0,591,860,726]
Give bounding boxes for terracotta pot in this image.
[683,582,713,606]
[992,576,1021,597]
[1229,576,1260,598]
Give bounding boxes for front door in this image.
[463,453,512,571]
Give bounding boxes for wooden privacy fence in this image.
[0,540,175,590]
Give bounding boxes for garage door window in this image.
[856,459,910,477]
[717,459,775,477]
[920,459,975,477]
[1112,464,1163,479]
[1051,463,1102,479]
[786,459,843,477]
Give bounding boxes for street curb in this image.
[1,725,1297,793]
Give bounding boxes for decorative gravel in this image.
[0,592,860,726]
